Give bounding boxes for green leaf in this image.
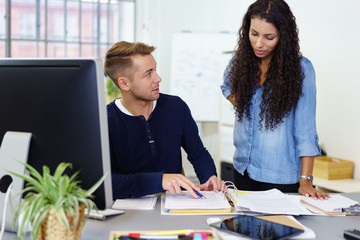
[85,173,107,196]
[30,208,49,240]
[7,161,105,240]
[56,208,70,230]
[53,162,72,180]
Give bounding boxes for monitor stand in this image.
[0,131,31,233]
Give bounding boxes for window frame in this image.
[0,0,135,58]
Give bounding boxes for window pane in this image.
[19,13,36,38]
[0,1,5,39]
[47,42,65,57]
[11,40,37,57]
[81,43,96,57]
[81,1,97,43]
[38,41,46,57]
[67,43,80,57]
[40,0,46,40]
[0,41,5,57]
[108,2,119,43]
[100,44,108,59]
[67,1,79,42]
[12,0,36,39]
[100,2,108,43]
[48,0,64,41]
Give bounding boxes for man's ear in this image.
[117,77,130,91]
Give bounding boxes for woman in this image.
[221,0,329,199]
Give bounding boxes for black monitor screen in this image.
[0,58,113,210]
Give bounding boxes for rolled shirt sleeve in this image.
[294,58,321,157]
[220,63,233,99]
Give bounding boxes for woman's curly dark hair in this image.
[229,0,304,130]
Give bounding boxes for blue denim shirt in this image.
[221,57,321,184]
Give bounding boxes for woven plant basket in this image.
[37,204,86,240]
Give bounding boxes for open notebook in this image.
[162,189,309,215]
[162,188,359,216]
[163,191,232,214]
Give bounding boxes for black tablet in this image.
[210,215,304,240]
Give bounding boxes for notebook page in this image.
[164,191,231,211]
[299,194,358,212]
[228,188,310,215]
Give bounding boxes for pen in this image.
[118,231,213,240]
[128,233,179,239]
[117,236,145,240]
[193,189,206,199]
[144,230,193,235]
[189,232,211,237]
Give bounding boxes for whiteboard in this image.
[170,32,237,122]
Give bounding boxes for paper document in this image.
[299,194,358,215]
[163,191,232,214]
[226,188,310,215]
[86,208,124,220]
[112,194,157,210]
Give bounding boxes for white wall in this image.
[291,1,360,180]
[135,0,360,179]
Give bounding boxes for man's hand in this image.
[298,178,330,200]
[199,175,223,192]
[162,173,200,199]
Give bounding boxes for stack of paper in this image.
[162,188,359,216]
[163,191,232,214]
[226,188,310,215]
[297,194,359,215]
[112,194,158,210]
[86,208,124,220]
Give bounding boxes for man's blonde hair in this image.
[104,41,156,88]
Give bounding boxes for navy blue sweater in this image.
[107,93,217,199]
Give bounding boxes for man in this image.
[105,41,222,199]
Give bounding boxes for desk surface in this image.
[3,193,360,240]
[313,177,360,193]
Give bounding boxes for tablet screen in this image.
[210,215,304,239]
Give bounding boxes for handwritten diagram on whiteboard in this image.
[170,32,237,122]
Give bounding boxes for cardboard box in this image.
[313,156,354,180]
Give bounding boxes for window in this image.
[0,1,6,55]
[0,4,4,41]
[19,12,36,39]
[0,0,135,58]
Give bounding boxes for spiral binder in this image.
[222,181,238,200]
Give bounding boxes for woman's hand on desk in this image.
[199,175,223,192]
[162,173,200,199]
[298,178,330,200]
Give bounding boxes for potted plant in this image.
[8,162,106,240]
[105,75,121,103]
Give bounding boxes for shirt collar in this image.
[115,98,157,116]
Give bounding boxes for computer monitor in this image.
[0,58,113,210]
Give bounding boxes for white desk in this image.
[3,193,360,240]
[313,177,360,193]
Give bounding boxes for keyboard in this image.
[344,229,360,240]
